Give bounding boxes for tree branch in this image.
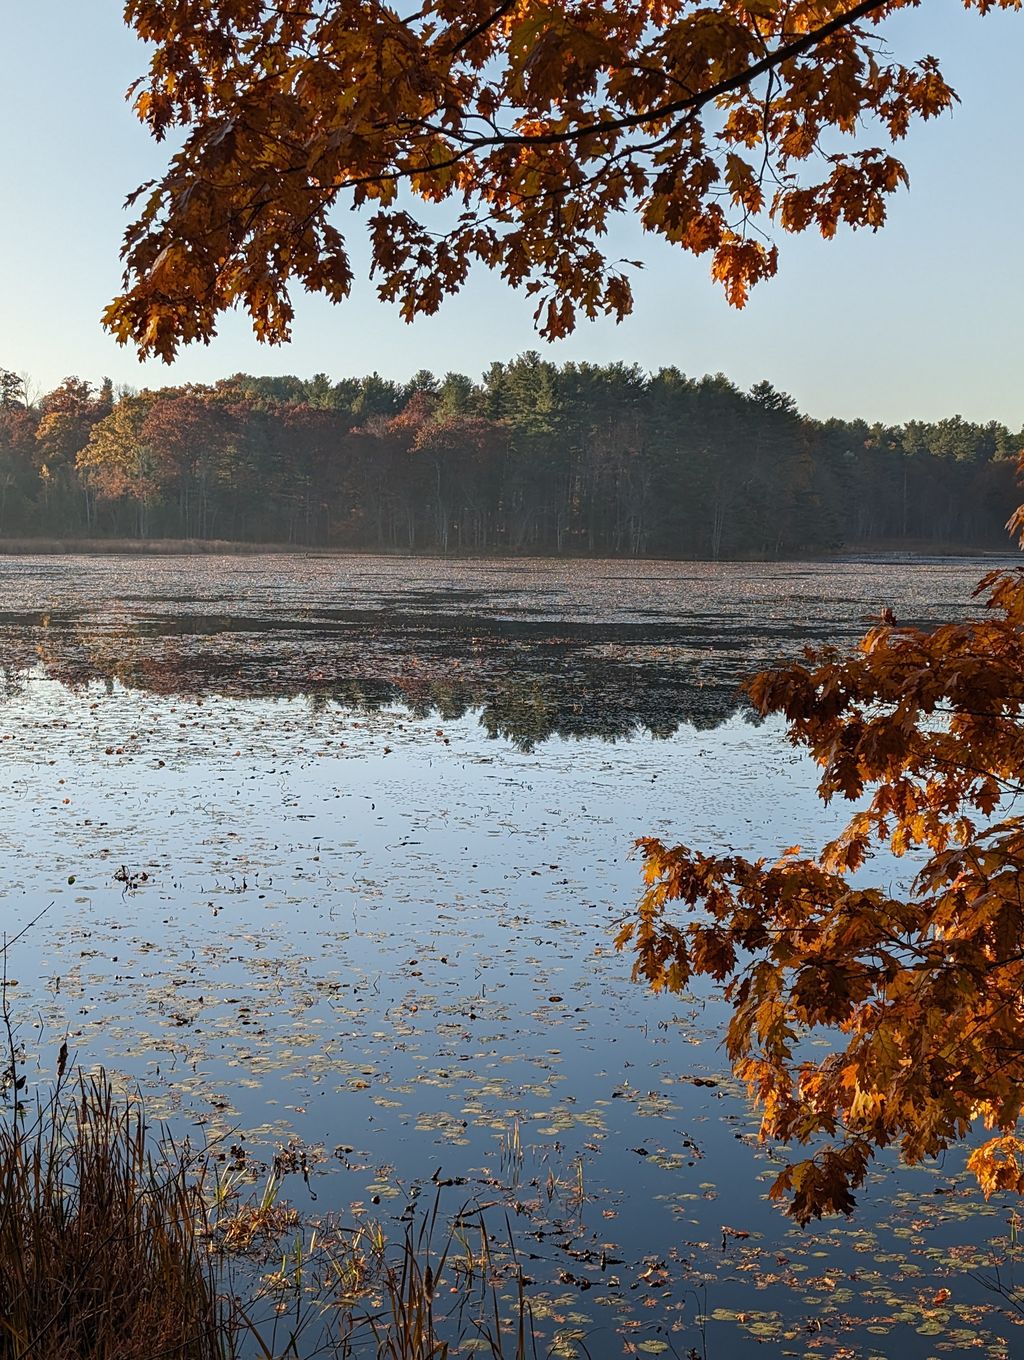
[322,0,899,195]
[448,1,519,57]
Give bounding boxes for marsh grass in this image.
[0,1072,537,1360]
[230,1188,537,1359]
[0,1074,235,1360]
[0,538,303,556]
[363,1198,537,1360]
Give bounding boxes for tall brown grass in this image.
[0,538,303,556]
[365,1198,536,1360]
[0,1075,235,1360]
[0,1069,536,1359]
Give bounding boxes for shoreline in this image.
[0,536,1019,563]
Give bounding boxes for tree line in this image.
[1,358,1020,556]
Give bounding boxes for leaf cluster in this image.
[107,0,1019,358]
[619,473,1024,1221]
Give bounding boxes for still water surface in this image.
[0,555,1020,1357]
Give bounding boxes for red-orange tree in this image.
[108,0,1017,359]
[618,528,1024,1222]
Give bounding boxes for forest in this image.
[1,357,1021,557]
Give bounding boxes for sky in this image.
[1,0,1021,427]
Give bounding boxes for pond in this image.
[0,553,1020,1358]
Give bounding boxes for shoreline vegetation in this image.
[0,1070,533,1360]
[0,926,532,1360]
[0,536,1020,560]
[3,358,1023,560]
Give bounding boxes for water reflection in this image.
[2,608,772,746]
[0,554,991,746]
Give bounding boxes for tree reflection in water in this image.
[1,606,769,749]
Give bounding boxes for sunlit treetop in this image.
[107,0,1018,360]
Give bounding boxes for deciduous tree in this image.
[78,395,161,536]
[106,0,1018,359]
[618,519,1024,1221]
[141,393,235,537]
[34,378,113,528]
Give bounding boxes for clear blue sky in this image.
[1,1,1021,426]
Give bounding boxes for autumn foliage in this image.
[108,0,1018,359]
[5,361,1018,551]
[618,481,1024,1221]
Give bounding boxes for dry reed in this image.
[0,1074,236,1360]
